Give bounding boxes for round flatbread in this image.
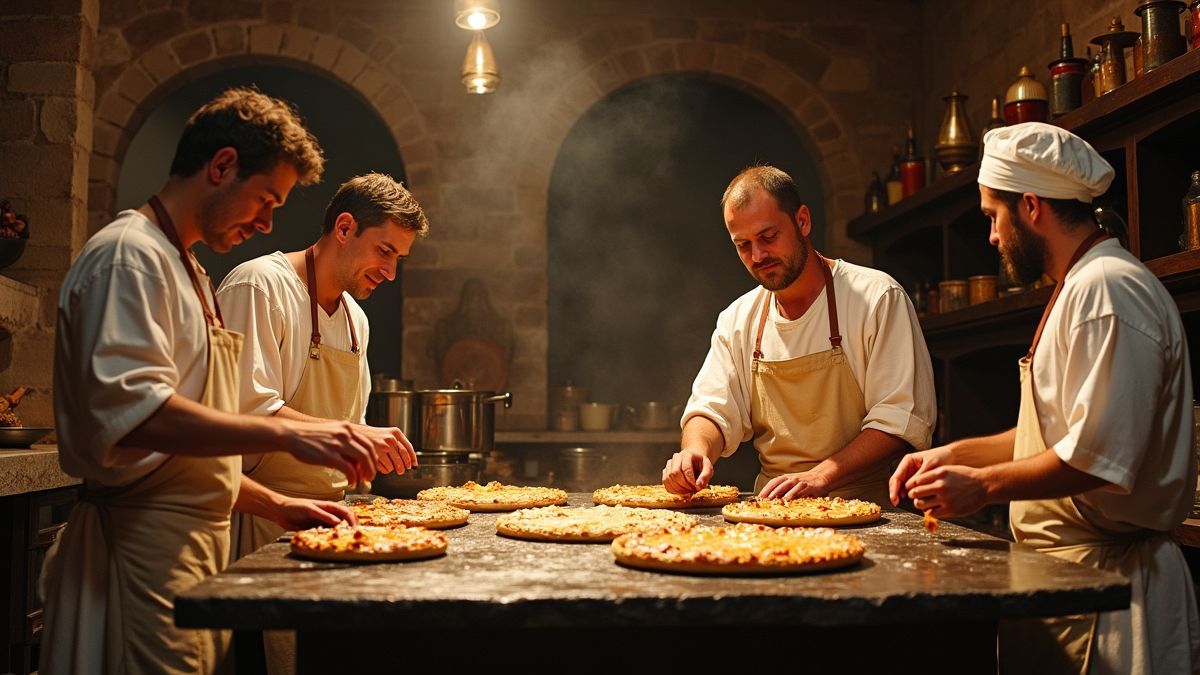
[496,505,698,542]
[592,484,740,509]
[352,498,470,529]
[611,523,865,575]
[290,523,447,563]
[721,497,882,527]
[416,481,568,512]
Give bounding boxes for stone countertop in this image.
[177,494,1130,632]
[0,444,78,497]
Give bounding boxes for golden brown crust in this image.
[290,523,447,562]
[592,484,740,508]
[611,523,865,575]
[352,498,470,529]
[721,497,882,527]
[495,505,698,542]
[416,481,568,512]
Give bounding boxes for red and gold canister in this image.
[1003,66,1049,124]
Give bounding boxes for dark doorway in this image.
[547,76,825,407]
[115,63,409,378]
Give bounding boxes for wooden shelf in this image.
[920,286,1052,337]
[496,430,679,445]
[848,168,978,242]
[1056,48,1200,138]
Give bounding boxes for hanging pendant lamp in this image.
[462,30,500,94]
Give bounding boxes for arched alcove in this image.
[116,63,409,377]
[547,75,825,406]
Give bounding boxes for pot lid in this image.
[1005,66,1048,103]
[1089,17,1139,49]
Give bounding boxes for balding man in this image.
[889,122,1199,673]
[663,165,935,503]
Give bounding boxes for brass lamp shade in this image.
[462,30,500,94]
[455,0,500,30]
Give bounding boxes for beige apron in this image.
[40,196,244,675]
[749,256,890,504]
[1000,230,1200,675]
[233,246,365,559]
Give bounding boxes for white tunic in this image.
[53,210,216,485]
[216,251,371,423]
[1032,239,1195,531]
[684,259,936,455]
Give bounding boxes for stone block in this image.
[0,101,36,142]
[754,30,831,85]
[698,19,749,45]
[644,41,678,72]
[819,56,870,93]
[115,65,155,104]
[352,65,390,101]
[0,17,86,62]
[121,10,185,51]
[91,120,120,157]
[95,91,135,128]
[613,48,648,80]
[677,41,715,71]
[96,28,132,68]
[39,97,78,145]
[139,43,181,83]
[0,144,75,199]
[171,31,214,66]
[650,17,697,39]
[298,4,335,31]
[280,26,319,62]
[587,60,625,94]
[331,45,369,82]
[265,1,292,24]
[8,63,82,97]
[98,0,143,25]
[213,24,247,56]
[185,0,261,23]
[248,24,285,55]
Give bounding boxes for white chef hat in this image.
[978,122,1115,203]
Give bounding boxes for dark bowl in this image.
[0,238,28,271]
[0,427,53,448]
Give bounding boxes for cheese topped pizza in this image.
[611,523,865,575]
[592,484,740,509]
[416,481,568,512]
[721,497,882,527]
[352,498,470,529]
[290,523,448,562]
[496,505,698,542]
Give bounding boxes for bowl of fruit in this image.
[0,200,30,271]
[0,386,51,448]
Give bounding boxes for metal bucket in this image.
[557,446,607,492]
[372,451,483,498]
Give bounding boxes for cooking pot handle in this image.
[484,392,512,408]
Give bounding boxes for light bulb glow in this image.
[454,0,500,30]
[467,11,488,29]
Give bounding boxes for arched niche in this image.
[547,75,825,406]
[115,63,409,377]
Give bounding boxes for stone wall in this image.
[919,0,1132,159]
[78,0,925,429]
[0,0,97,427]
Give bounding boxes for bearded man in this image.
[662,165,935,503]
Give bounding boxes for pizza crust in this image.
[592,484,740,508]
[352,498,470,529]
[612,550,862,575]
[289,523,448,563]
[721,497,883,527]
[290,544,447,563]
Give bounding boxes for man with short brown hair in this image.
[220,172,428,561]
[663,165,935,503]
[42,88,400,675]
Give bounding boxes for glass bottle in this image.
[1184,170,1200,250]
[885,147,903,206]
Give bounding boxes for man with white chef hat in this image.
[889,122,1200,673]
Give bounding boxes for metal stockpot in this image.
[365,390,420,448]
[418,388,512,453]
[372,451,483,498]
[625,401,683,430]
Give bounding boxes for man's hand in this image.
[905,465,989,519]
[662,450,714,495]
[758,470,831,500]
[355,424,417,474]
[270,496,356,531]
[280,420,378,487]
[888,445,954,506]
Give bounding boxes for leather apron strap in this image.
[305,246,358,359]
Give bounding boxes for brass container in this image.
[1090,17,1139,95]
[1049,23,1089,118]
[1135,0,1187,71]
[934,87,978,174]
[1184,170,1200,250]
[968,275,998,305]
[938,280,969,313]
[1003,66,1049,124]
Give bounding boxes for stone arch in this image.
[87,22,438,235]
[513,37,867,258]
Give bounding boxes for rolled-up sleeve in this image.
[860,287,936,451]
[217,280,287,417]
[682,314,752,456]
[1048,315,1159,492]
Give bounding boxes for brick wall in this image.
[0,0,97,427]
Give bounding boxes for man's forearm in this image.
[234,475,284,519]
[120,394,285,457]
[272,404,325,424]
[814,428,910,492]
[681,415,725,465]
[980,449,1110,504]
[949,428,1017,467]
